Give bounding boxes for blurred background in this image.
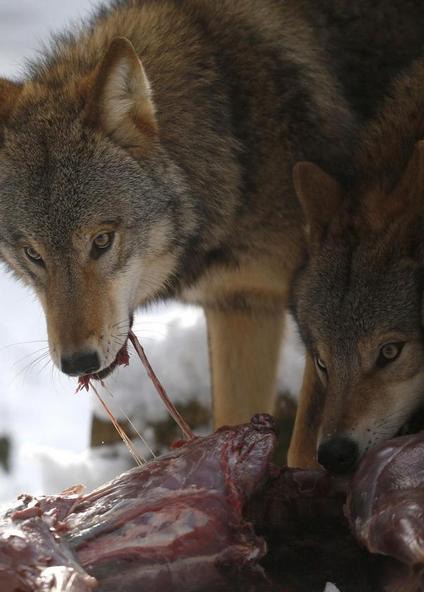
[0,0,305,505]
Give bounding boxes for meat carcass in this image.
[0,414,279,592]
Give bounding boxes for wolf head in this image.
[0,38,196,378]
[291,142,424,473]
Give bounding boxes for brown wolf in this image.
[0,0,357,428]
[288,56,424,473]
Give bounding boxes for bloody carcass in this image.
[3,419,424,592]
[0,414,279,592]
[346,432,424,592]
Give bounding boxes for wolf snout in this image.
[61,350,101,376]
[317,437,359,474]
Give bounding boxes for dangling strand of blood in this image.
[77,333,194,441]
[128,331,195,441]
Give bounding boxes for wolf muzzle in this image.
[317,437,359,474]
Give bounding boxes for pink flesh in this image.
[0,494,97,592]
[347,431,424,567]
[0,416,277,592]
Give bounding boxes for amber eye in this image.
[24,247,44,265]
[93,232,114,249]
[90,232,115,260]
[377,342,404,368]
[315,355,327,373]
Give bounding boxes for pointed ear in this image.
[0,79,23,123]
[293,161,344,246]
[85,37,157,148]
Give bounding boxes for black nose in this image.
[61,351,101,376]
[317,437,359,474]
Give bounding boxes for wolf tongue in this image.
[128,330,195,441]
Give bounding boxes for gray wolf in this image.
[0,0,356,428]
[288,56,424,473]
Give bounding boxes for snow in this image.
[324,584,342,592]
[0,268,305,504]
[91,303,304,426]
[0,0,305,506]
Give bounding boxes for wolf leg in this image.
[287,354,322,468]
[205,306,285,429]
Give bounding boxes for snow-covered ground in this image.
[0,0,305,505]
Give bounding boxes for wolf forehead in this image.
[293,241,424,347]
[0,110,161,245]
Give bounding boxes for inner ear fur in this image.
[0,79,23,123]
[84,37,157,148]
[293,161,344,246]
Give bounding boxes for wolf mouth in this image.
[93,342,130,380]
[79,315,134,383]
[396,407,424,437]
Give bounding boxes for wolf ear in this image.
[293,161,344,246]
[85,37,157,147]
[0,79,23,123]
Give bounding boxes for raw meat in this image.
[0,414,278,592]
[346,432,424,592]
